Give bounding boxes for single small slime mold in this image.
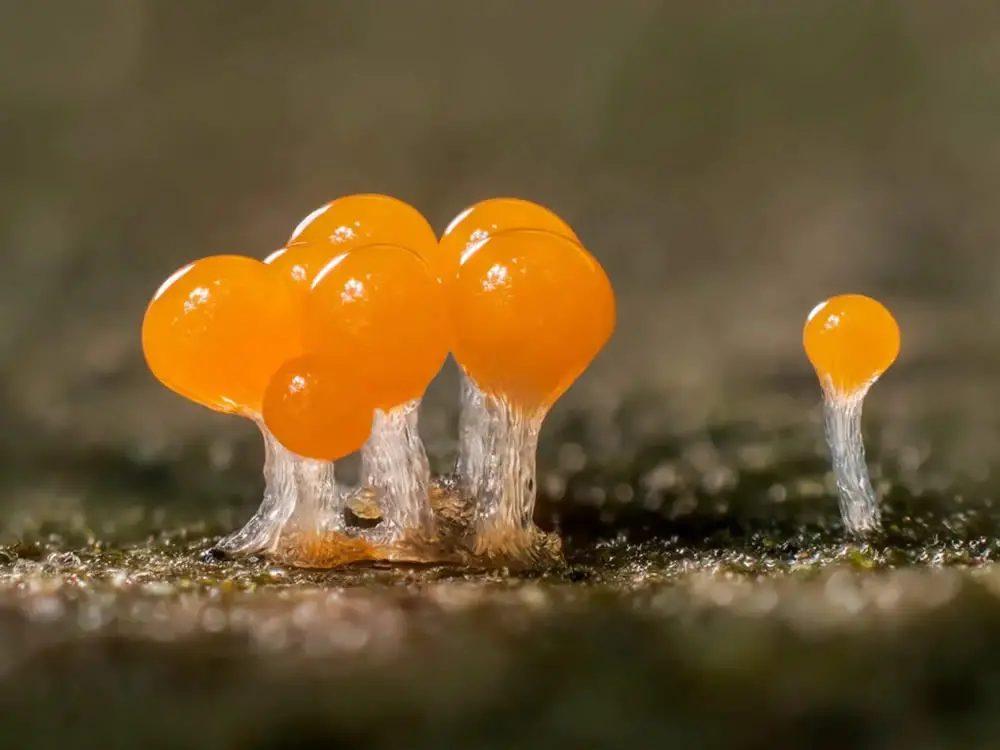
[803,293,900,536]
[259,355,379,567]
[438,198,580,502]
[216,242,390,565]
[285,197,446,547]
[141,255,320,560]
[450,228,616,563]
[305,243,449,542]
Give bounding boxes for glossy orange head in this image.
[288,194,437,267]
[141,255,301,416]
[803,294,900,397]
[262,355,375,461]
[304,243,450,411]
[450,228,615,414]
[438,198,578,284]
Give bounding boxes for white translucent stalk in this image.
[473,391,543,538]
[215,421,345,557]
[822,384,881,535]
[284,457,341,539]
[456,369,489,498]
[214,421,300,556]
[359,399,433,536]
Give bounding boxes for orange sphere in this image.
[304,243,449,411]
[289,194,437,267]
[142,255,301,416]
[451,228,615,413]
[438,198,578,284]
[803,294,900,397]
[262,355,375,461]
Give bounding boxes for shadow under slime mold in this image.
[142,195,614,571]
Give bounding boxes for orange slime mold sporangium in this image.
[288,194,438,267]
[439,198,580,501]
[262,354,375,463]
[802,293,901,537]
[141,255,300,416]
[304,242,450,537]
[451,228,615,414]
[803,294,900,398]
[450,228,615,558]
[438,198,579,284]
[304,243,449,412]
[143,254,331,563]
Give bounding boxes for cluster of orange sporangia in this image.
[142,194,616,464]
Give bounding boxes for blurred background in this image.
[5,3,1000,748]
[4,0,1000,477]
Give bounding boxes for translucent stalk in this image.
[456,370,489,498]
[473,392,543,537]
[360,399,433,536]
[214,421,300,556]
[822,386,881,535]
[284,457,341,539]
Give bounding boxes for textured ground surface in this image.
[4,392,1000,750]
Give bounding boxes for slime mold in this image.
[450,228,616,561]
[438,198,580,502]
[142,195,615,569]
[277,195,441,536]
[304,243,448,544]
[139,255,361,563]
[803,293,900,536]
